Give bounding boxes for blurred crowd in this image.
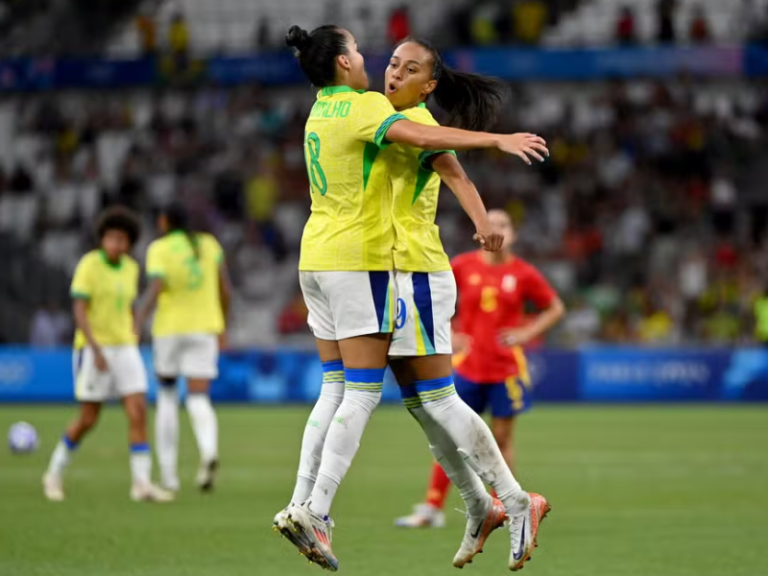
[126,0,768,54]
[2,77,768,347]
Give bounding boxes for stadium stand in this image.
[1,77,766,346]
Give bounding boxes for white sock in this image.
[415,377,526,516]
[309,368,384,517]
[400,385,490,518]
[156,385,179,489]
[186,393,219,465]
[291,360,345,504]
[130,443,152,485]
[47,435,78,477]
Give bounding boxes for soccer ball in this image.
[8,422,39,454]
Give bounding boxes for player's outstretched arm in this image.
[432,153,501,252]
[385,120,548,164]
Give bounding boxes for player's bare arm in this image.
[431,153,503,252]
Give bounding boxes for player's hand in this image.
[499,327,536,347]
[133,319,142,338]
[495,133,548,165]
[93,347,109,372]
[473,231,504,252]
[218,332,228,351]
[452,332,472,355]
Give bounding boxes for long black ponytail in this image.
[399,37,507,132]
[162,201,199,259]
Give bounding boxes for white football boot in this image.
[508,492,551,571]
[196,459,219,492]
[130,482,175,503]
[286,502,338,571]
[453,497,508,568]
[42,473,65,502]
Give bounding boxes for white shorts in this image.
[300,271,396,341]
[153,334,219,379]
[389,271,456,357]
[73,346,148,402]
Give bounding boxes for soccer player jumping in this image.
[396,209,564,529]
[274,24,549,572]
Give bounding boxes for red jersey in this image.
[452,251,557,383]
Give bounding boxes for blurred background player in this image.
[134,202,231,493]
[383,38,550,569]
[396,209,564,528]
[43,206,172,503]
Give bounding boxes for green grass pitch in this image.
[0,405,766,576]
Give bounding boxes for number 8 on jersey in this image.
[306,132,327,196]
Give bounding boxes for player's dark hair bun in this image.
[286,25,312,52]
[287,24,348,88]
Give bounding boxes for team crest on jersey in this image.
[469,274,481,285]
[502,275,517,293]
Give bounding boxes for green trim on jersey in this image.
[99,250,123,270]
[70,291,91,300]
[417,149,457,172]
[412,166,432,206]
[363,142,380,191]
[374,113,408,148]
[319,85,365,97]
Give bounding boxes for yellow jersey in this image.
[299,86,407,271]
[70,250,139,350]
[384,104,455,273]
[146,231,225,337]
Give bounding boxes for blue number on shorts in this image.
[395,298,407,330]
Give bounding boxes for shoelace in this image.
[453,507,489,538]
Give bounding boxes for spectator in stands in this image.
[513,0,548,45]
[560,296,601,346]
[615,6,637,46]
[168,10,190,69]
[9,164,33,195]
[636,298,677,345]
[689,5,711,44]
[246,156,285,259]
[733,0,762,42]
[754,282,768,346]
[451,4,474,46]
[702,300,742,344]
[135,4,157,56]
[471,1,500,45]
[278,289,309,335]
[254,17,271,49]
[388,5,410,46]
[0,167,7,197]
[30,301,71,348]
[656,0,677,43]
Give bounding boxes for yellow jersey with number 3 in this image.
[384,104,456,273]
[70,250,139,350]
[299,86,407,272]
[146,231,225,337]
